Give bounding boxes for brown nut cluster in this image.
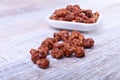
[30,30,94,69]
[30,48,49,69]
[50,4,100,23]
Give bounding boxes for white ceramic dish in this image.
[47,13,100,31]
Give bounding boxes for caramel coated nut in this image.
[53,32,61,41]
[38,48,48,56]
[71,39,83,47]
[50,15,58,20]
[83,38,94,48]
[73,4,80,9]
[51,48,63,59]
[60,30,69,37]
[68,30,84,41]
[38,46,49,55]
[63,43,74,57]
[53,43,64,50]
[30,49,39,55]
[66,5,73,11]
[36,58,50,69]
[63,48,73,57]
[31,53,40,63]
[54,8,67,17]
[31,51,47,63]
[60,30,69,41]
[74,47,85,58]
[41,38,57,50]
[64,14,74,21]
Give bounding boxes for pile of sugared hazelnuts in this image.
[30,30,94,69]
[50,4,99,23]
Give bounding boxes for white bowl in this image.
[47,14,100,31]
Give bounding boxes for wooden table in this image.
[0,0,120,80]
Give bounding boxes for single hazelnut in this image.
[74,47,85,58]
[30,48,39,55]
[36,58,50,69]
[83,38,94,48]
[51,48,63,59]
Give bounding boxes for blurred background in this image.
[0,0,120,41]
[0,0,120,17]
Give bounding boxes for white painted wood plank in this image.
[0,0,120,80]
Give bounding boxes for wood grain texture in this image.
[0,0,120,80]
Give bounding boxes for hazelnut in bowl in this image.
[47,4,100,31]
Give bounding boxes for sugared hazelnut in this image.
[41,38,57,50]
[51,48,63,59]
[36,58,50,69]
[74,47,85,58]
[38,46,49,55]
[31,52,46,63]
[66,5,73,11]
[60,30,69,41]
[64,14,74,21]
[30,49,39,55]
[83,38,94,48]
